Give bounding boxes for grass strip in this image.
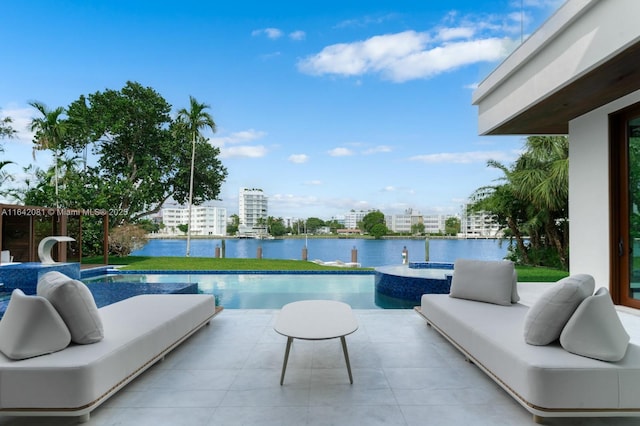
[82,256,568,281]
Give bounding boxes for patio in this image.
[0,283,639,426]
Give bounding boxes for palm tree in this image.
[471,136,569,268]
[0,115,17,139]
[29,101,67,208]
[176,96,216,256]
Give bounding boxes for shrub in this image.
[108,224,148,257]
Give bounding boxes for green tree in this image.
[444,217,460,235]
[177,224,188,234]
[361,210,388,238]
[63,81,227,226]
[370,223,388,239]
[176,96,217,257]
[305,217,325,233]
[227,214,240,235]
[325,219,341,234]
[0,114,16,139]
[470,136,568,268]
[0,114,16,196]
[137,219,160,234]
[269,217,287,237]
[29,101,67,208]
[360,210,384,233]
[411,222,425,235]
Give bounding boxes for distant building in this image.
[161,206,227,236]
[343,210,370,230]
[385,210,456,234]
[459,208,503,238]
[238,187,268,237]
[385,209,424,233]
[423,214,456,234]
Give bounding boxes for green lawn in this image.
[82,256,568,281]
[83,256,371,271]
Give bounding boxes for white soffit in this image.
[472,0,640,135]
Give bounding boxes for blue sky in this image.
[0,0,561,220]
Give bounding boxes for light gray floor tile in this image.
[3,307,640,426]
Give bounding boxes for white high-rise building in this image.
[238,187,268,236]
[343,210,370,229]
[161,206,227,236]
[459,208,503,238]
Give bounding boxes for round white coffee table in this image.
[274,300,358,385]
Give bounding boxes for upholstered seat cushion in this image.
[421,293,640,411]
[0,294,216,411]
[37,271,104,344]
[0,289,71,360]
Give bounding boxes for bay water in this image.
[132,238,510,268]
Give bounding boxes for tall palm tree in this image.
[176,96,216,256]
[29,101,66,208]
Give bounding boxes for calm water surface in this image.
[132,238,509,268]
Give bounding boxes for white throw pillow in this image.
[523,274,595,345]
[449,259,516,306]
[560,287,630,362]
[0,289,71,360]
[37,271,104,344]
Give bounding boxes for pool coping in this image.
[81,267,375,279]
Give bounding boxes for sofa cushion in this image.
[0,289,71,360]
[524,274,595,345]
[560,287,630,362]
[37,271,104,344]
[449,259,516,306]
[510,269,520,303]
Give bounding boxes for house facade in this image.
[472,0,640,309]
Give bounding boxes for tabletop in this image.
[274,300,358,340]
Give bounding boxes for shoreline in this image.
[146,234,507,241]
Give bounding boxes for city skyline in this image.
[1,1,561,219]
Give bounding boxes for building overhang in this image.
[472,0,640,135]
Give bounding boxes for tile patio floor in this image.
[1,283,639,426]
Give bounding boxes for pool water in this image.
[83,273,412,309]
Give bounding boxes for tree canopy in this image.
[360,210,388,239]
[470,136,568,269]
[23,81,227,226]
[15,82,228,256]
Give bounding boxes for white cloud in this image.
[328,147,354,157]
[220,145,268,159]
[409,150,516,164]
[288,154,309,163]
[363,145,392,155]
[304,180,322,185]
[289,30,306,41]
[334,14,398,29]
[437,26,475,41]
[209,129,266,146]
[298,30,517,82]
[252,28,283,39]
[298,8,528,83]
[382,186,396,192]
[209,129,269,159]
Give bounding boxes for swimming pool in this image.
[82,272,413,309]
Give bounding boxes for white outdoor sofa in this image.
[0,273,221,423]
[415,260,640,423]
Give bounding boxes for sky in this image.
[0,0,563,220]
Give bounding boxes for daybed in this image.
[415,259,640,423]
[0,272,221,423]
